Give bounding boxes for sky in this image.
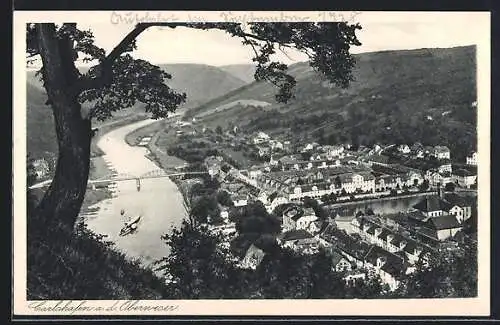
[26,11,490,67]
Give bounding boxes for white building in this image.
[433,146,451,160]
[253,132,270,145]
[323,145,345,158]
[398,144,411,154]
[296,208,318,231]
[452,169,477,189]
[466,151,478,166]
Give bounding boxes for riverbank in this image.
[324,190,437,209]
[82,115,150,213]
[91,114,150,157]
[139,126,201,211]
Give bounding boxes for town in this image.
[139,117,478,293]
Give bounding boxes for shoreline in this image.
[323,190,438,209]
[81,115,150,215]
[141,126,198,212]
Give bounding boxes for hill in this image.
[219,64,258,84]
[185,46,477,161]
[26,63,247,160]
[26,82,58,159]
[157,63,247,109]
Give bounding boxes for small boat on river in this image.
[119,215,142,236]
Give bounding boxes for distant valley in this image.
[26,46,477,162]
[26,63,249,159]
[185,46,477,162]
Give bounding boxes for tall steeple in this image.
[437,183,444,199]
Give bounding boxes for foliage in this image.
[27,153,38,187]
[187,176,223,225]
[393,236,477,298]
[419,179,430,191]
[27,193,168,299]
[155,221,241,298]
[444,182,456,192]
[303,196,329,220]
[197,46,476,163]
[217,190,234,207]
[344,273,386,299]
[157,221,392,299]
[233,201,281,235]
[26,21,366,298]
[190,195,222,225]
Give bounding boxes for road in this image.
[80,119,188,270]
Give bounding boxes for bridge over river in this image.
[29,170,209,190]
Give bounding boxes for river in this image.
[329,194,435,234]
[80,119,187,270]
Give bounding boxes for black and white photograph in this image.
[13,10,490,316]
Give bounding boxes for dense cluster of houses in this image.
[197,130,477,291]
[203,133,477,221]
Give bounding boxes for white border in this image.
[12,11,491,316]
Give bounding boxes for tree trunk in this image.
[33,24,91,232]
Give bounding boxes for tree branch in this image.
[75,22,188,93]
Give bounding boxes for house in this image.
[253,131,270,145]
[438,163,452,174]
[267,195,289,213]
[308,220,324,235]
[438,172,453,187]
[329,249,353,273]
[376,175,400,191]
[363,245,407,291]
[340,172,376,194]
[352,216,427,265]
[322,227,372,270]
[398,144,411,154]
[425,214,463,241]
[296,207,318,230]
[405,171,424,187]
[433,146,451,160]
[232,194,248,207]
[277,229,318,252]
[466,151,478,166]
[452,169,477,188]
[424,169,439,186]
[323,145,345,158]
[412,195,453,217]
[257,145,271,157]
[248,167,263,180]
[31,158,50,178]
[204,156,224,178]
[268,139,284,151]
[367,154,391,167]
[411,142,425,158]
[303,143,315,152]
[239,244,266,270]
[220,209,229,222]
[282,206,303,231]
[444,193,474,223]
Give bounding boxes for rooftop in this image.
[443,193,475,208]
[364,246,407,278]
[280,229,314,242]
[453,168,476,177]
[413,196,453,213]
[428,214,462,230]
